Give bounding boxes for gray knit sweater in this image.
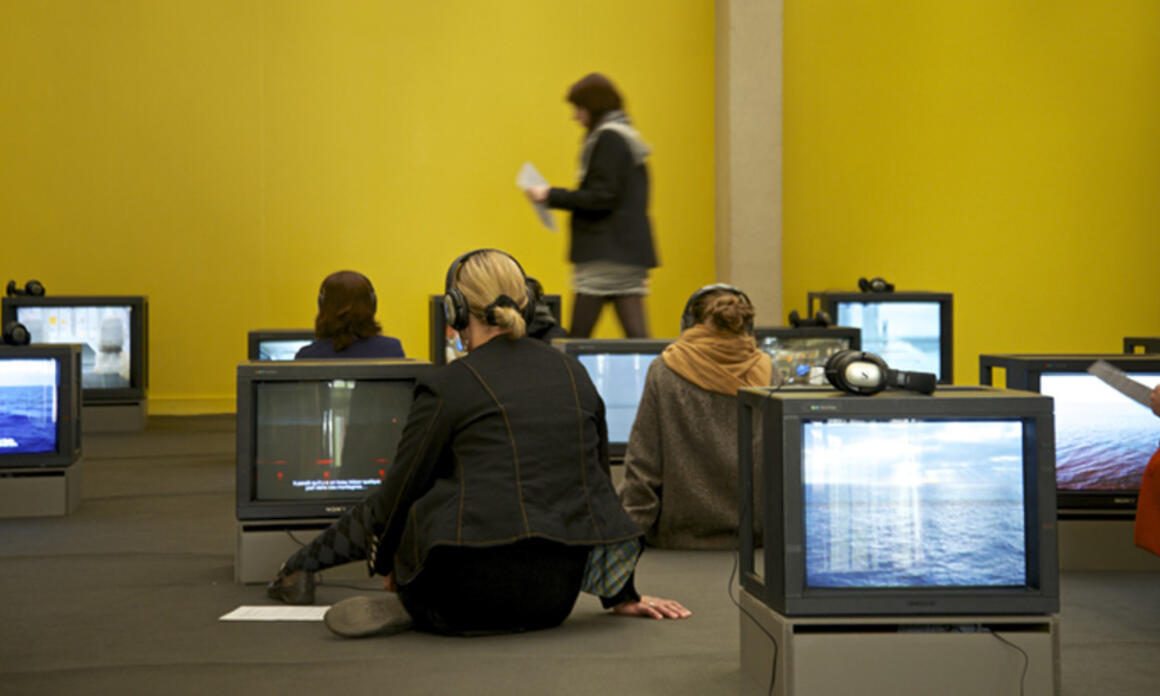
[616,358,766,550]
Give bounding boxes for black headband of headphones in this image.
[680,283,753,332]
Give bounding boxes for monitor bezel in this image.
[2,295,148,403]
[808,291,954,384]
[738,386,1059,617]
[235,359,434,521]
[0,344,82,469]
[1124,336,1160,354]
[246,329,316,361]
[552,338,674,459]
[979,353,1160,513]
[428,294,561,366]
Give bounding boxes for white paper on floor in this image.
[219,606,330,621]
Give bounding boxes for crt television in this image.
[2,295,148,403]
[552,338,673,460]
[754,326,861,387]
[1124,337,1160,354]
[738,386,1058,617]
[247,329,316,361]
[808,291,953,383]
[428,293,562,366]
[980,353,1160,513]
[0,344,82,469]
[236,359,433,521]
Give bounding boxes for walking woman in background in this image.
[525,73,658,338]
[268,249,689,638]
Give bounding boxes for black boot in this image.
[267,569,316,605]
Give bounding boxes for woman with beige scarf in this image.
[617,284,779,549]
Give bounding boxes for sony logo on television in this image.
[324,505,350,513]
[808,405,839,411]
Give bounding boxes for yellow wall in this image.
[783,1,1160,385]
[0,0,716,413]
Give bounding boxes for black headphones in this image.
[6,279,45,297]
[858,276,895,293]
[824,349,936,396]
[788,309,832,328]
[680,283,753,333]
[443,249,536,331]
[2,321,31,346]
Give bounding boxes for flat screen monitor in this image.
[980,353,1160,513]
[754,326,861,387]
[1124,337,1160,354]
[2,296,148,403]
[247,329,316,361]
[428,293,562,366]
[236,359,434,520]
[552,338,672,459]
[738,386,1058,617]
[0,344,82,469]
[809,291,953,383]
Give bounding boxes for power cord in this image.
[987,629,1029,696]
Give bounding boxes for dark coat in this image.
[295,334,405,359]
[371,336,641,584]
[547,130,658,268]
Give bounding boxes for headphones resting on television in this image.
[824,349,936,396]
[788,309,832,328]
[680,283,753,333]
[2,321,31,346]
[6,279,45,297]
[858,276,895,293]
[443,249,536,331]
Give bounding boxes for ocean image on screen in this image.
[0,359,59,455]
[578,353,656,444]
[16,306,132,389]
[760,336,852,385]
[258,340,312,361]
[803,419,1026,588]
[836,302,941,378]
[1040,373,1160,492]
[254,379,413,501]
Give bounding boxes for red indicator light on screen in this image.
[277,472,283,479]
[376,458,387,463]
[317,459,333,465]
[323,471,330,478]
[392,418,398,424]
[273,460,287,465]
[379,469,385,478]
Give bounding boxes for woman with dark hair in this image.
[617,284,780,549]
[268,250,689,638]
[524,73,657,339]
[295,270,404,359]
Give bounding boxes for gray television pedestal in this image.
[83,401,146,433]
[235,519,369,585]
[1058,514,1160,571]
[0,460,83,518]
[739,590,1059,696]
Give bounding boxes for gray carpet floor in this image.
[1,415,1157,696]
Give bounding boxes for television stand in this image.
[235,519,370,585]
[0,460,83,518]
[1057,512,1160,571]
[739,590,1059,696]
[83,401,146,433]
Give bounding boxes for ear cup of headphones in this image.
[443,286,471,331]
[3,321,31,346]
[7,280,45,297]
[858,276,894,293]
[443,249,535,332]
[788,309,833,328]
[825,350,888,395]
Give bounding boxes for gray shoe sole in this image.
[324,595,413,638]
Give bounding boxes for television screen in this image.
[737,386,1058,617]
[803,419,1026,589]
[0,344,81,468]
[258,340,312,361]
[2,296,147,403]
[0,358,58,455]
[835,301,941,378]
[757,327,859,386]
[15,305,131,390]
[1039,373,1160,493]
[577,353,655,444]
[253,379,413,501]
[236,359,434,520]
